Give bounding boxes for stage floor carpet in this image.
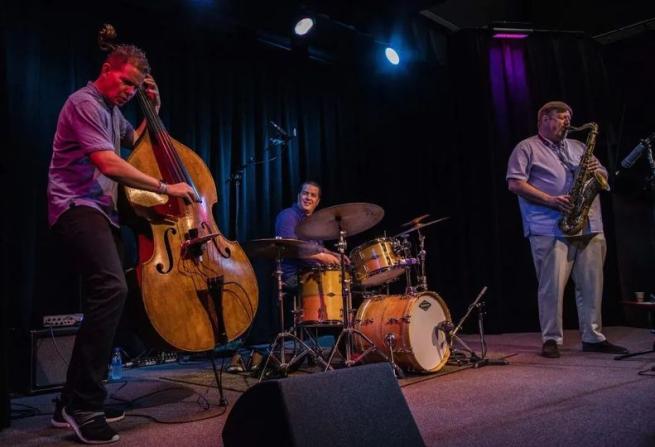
[2,326,654,446]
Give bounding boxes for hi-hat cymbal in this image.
[401,214,431,227]
[245,238,321,259]
[296,203,384,240]
[395,216,450,237]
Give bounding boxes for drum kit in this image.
[246,202,461,379]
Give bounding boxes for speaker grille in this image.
[30,328,78,392]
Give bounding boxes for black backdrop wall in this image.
[2,1,653,416]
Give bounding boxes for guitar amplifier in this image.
[30,327,78,392]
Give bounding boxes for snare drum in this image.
[298,265,348,325]
[354,291,451,373]
[350,237,405,287]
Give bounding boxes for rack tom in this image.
[350,237,405,287]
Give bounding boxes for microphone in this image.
[620,132,655,169]
[269,121,292,140]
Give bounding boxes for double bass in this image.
[99,25,258,352]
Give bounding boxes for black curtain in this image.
[2,1,648,414]
[603,32,655,297]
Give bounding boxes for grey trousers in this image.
[528,233,606,344]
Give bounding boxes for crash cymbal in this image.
[395,216,450,237]
[296,202,384,240]
[245,238,321,259]
[401,214,431,227]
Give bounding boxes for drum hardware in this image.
[296,203,404,377]
[395,215,450,293]
[384,333,399,374]
[415,228,428,292]
[442,286,509,368]
[245,238,331,380]
[399,234,417,294]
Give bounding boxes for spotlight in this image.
[384,47,400,65]
[294,17,314,36]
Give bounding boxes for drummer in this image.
[275,180,343,290]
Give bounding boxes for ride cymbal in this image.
[296,202,384,240]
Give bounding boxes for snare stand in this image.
[446,286,509,368]
[258,244,330,381]
[324,223,405,378]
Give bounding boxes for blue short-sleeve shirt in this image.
[47,82,134,228]
[506,135,605,237]
[274,204,324,281]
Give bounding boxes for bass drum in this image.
[354,292,451,373]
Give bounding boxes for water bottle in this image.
[110,347,123,381]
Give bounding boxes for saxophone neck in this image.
[566,122,598,134]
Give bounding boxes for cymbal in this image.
[395,216,450,237]
[401,214,431,227]
[245,238,321,259]
[296,202,384,240]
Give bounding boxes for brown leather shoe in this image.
[541,340,560,358]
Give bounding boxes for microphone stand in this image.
[226,134,291,241]
[615,138,655,360]
[446,287,509,368]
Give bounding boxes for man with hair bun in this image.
[46,44,195,443]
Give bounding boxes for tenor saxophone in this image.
[558,122,609,235]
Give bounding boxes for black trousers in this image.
[53,206,127,411]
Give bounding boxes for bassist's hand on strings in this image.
[143,74,161,113]
[163,182,200,203]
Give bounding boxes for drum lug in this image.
[356,318,373,325]
[387,316,411,324]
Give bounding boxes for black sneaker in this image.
[582,340,629,354]
[51,399,125,429]
[62,406,119,444]
[541,340,560,358]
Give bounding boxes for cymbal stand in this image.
[400,234,416,295]
[415,229,428,292]
[324,222,404,378]
[444,286,508,368]
[259,247,329,381]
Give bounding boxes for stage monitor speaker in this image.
[30,327,78,392]
[222,363,425,447]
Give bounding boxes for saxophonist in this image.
[506,101,628,358]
